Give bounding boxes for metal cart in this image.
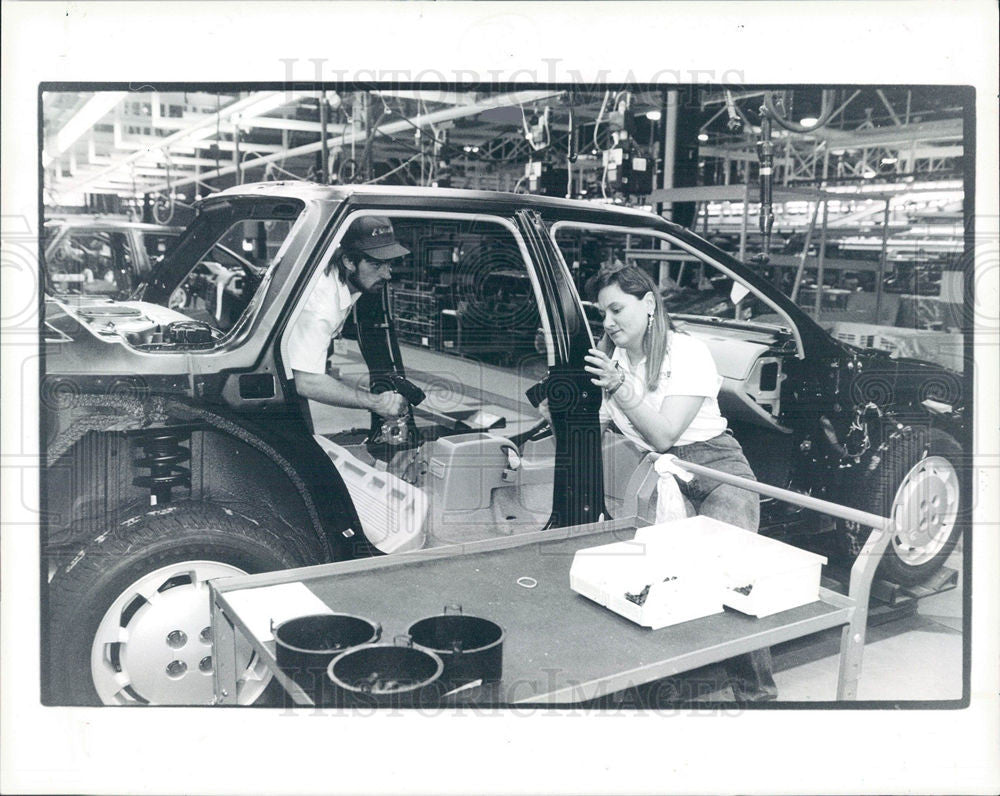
[209,457,892,706]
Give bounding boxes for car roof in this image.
[210,181,680,228]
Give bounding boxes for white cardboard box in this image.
[649,517,828,618]
[569,532,725,630]
[570,516,828,627]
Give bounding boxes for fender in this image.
[45,394,372,561]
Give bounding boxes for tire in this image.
[46,500,323,706]
[842,427,963,586]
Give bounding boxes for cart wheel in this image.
[46,501,322,705]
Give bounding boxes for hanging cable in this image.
[566,107,575,198]
[152,151,176,225]
[129,164,139,220]
[764,89,836,133]
[357,98,389,182]
[363,153,423,185]
[593,90,611,152]
[725,89,836,134]
[192,176,220,193]
[754,107,774,263]
[338,157,359,184]
[266,161,309,180]
[213,93,222,177]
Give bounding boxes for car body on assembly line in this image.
[41,183,969,706]
[43,214,183,300]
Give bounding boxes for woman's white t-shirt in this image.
[599,331,727,451]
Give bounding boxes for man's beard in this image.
[346,271,383,294]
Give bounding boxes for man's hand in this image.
[371,391,408,419]
[293,370,408,417]
[537,398,551,424]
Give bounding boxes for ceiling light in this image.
[645,110,662,121]
[863,169,877,179]
[697,132,709,142]
[880,156,898,165]
[799,117,819,128]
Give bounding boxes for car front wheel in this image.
[46,501,322,705]
[843,427,963,586]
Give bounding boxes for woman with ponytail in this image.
[583,262,777,702]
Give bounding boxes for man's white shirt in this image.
[285,270,361,374]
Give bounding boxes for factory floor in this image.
[771,547,964,702]
[673,545,965,704]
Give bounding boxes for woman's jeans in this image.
[669,430,760,533]
[668,431,777,702]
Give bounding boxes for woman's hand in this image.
[584,348,622,390]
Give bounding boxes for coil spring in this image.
[132,431,191,503]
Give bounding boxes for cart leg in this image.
[837,616,866,700]
[211,596,239,705]
[836,526,891,700]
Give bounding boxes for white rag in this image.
[653,454,694,524]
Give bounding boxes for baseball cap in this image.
[341,216,410,261]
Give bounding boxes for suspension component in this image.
[132,430,192,503]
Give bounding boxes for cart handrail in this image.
[659,454,890,531]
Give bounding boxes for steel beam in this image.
[702,141,962,164]
[649,183,841,203]
[43,92,127,167]
[145,89,564,193]
[818,118,962,148]
[59,91,291,194]
[377,90,479,105]
[875,89,903,126]
[117,111,344,136]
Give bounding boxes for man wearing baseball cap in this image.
[287,215,410,418]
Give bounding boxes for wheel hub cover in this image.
[91,560,262,705]
[890,455,959,566]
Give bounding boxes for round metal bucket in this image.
[273,613,381,701]
[326,636,444,708]
[407,604,504,688]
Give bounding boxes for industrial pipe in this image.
[754,108,775,262]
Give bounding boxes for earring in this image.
[647,313,654,331]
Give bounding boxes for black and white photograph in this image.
[3,2,998,794]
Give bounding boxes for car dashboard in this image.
[679,320,793,433]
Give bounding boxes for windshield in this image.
[144,198,304,338]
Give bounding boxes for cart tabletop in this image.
[213,519,853,704]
